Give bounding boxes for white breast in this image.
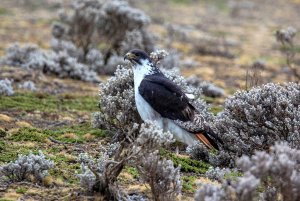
[133,61,161,122]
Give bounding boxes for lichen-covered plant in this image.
[216,82,300,155]
[186,75,225,98]
[78,122,181,200]
[150,49,181,69]
[52,0,154,74]
[18,81,37,91]
[275,27,299,81]
[195,142,300,201]
[0,151,54,184]
[0,78,14,96]
[137,152,181,201]
[1,43,99,82]
[188,82,300,166]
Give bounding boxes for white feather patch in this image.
[185,93,195,99]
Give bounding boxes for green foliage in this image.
[0,144,37,163]
[0,140,5,151]
[9,127,46,142]
[204,0,229,12]
[223,171,243,181]
[0,92,98,113]
[210,105,223,115]
[0,129,6,137]
[182,175,197,193]
[7,123,105,144]
[44,123,106,143]
[161,150,211,174]
[0,7,11,15]
[125,166,140,179]
[171,0,193,4]
[201,96,216,103]
[16,187,28,194]
[49,155,80,185]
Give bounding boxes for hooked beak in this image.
[124,52,136,62]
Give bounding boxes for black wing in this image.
[139,74,195,121]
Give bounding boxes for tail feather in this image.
[195,133,216,149]
[195,128,223,150]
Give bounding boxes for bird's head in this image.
[124,49,151,66]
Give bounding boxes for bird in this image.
[124,49,223,150]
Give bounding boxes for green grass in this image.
[210,105,223,115]
[49,154,80,185]
[0,92,98,113]
[8,123,105,144]
[171,0,193,4]
[44,123,106,143]
[201,96,216,103]
[161,150,211,174]
[223,171,243,180]
[0,140,5,151]
[125,166,140,179]
[0,144,38,163]
[0,129,6,137]
[1,123,105,165]
[0,7,11,15]
[182,176,197,193]
[279,45,300,54]
[9,127,46,142]
[16,187,28,194]
[204,0,229,12]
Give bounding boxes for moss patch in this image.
[44,123,106,143]
[161,150,211,174]
[16,187,28,194]
[0,92,98,113]
[0,140,5,151]
[210,105,224,115]
[9,127,46,142]
[0,7,11,15]
[125,166,140,179]
[0,144,38,163]
[182,176,197,194]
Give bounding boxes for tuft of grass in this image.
[201,96,216,103]
[182,176,197,194]
[0,140,5,150]
[6,123,105,144]
[0,7,11,15]
[0,92,98,113]
[161,150,211,174]
[204,0,229,12]
[125,166,140,179]
[171,0,192,4]
[210,105,223,115]
[44,123,106,143]
[9,127,46,142]
[16,187,28,194]
[279,45,300,53]
[48,153,80,185]
[0,144,37,163]
[224,171,243,181]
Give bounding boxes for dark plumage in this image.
[125,49,223,150]
[139,74,196,121]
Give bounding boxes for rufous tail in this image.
[194,128,223,150]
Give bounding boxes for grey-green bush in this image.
[195,143,300,201]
